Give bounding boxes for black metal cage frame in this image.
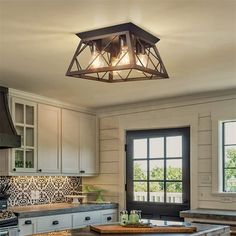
[66,23,169,83]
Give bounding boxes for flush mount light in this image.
[66,22,169,83]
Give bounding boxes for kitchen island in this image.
[31,222,230,236]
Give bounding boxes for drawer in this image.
[19,218,37,236]
[101,209,117,224]
[37,214,72,233]
[73,211,101,228]
[102,213,117,223]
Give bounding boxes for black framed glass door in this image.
[126,127,190,221]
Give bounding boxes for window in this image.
[222,121,236,192]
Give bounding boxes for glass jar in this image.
[120,210,129,226]
[129,210,140,224]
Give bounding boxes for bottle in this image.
[120,210,129,226]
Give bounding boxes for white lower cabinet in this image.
[72,211,101,228]
[101,209,118,224]
[19,214,72,236]
[37,214,72,233]
[19,218,37,236]
[19,209,117,236]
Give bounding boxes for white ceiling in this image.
[0,0,236,109]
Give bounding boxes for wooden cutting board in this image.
[90,224,197,234]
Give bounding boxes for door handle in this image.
[107,216,112,221]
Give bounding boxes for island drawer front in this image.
[73,211,101,228]
[101,209,118,224]
[19,218,37,236]
[102,213,117,223]
[37,214,72,233]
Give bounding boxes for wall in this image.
[84,91,236,211]
[0,176,81,207]
[84,118,120,203]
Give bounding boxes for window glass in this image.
[223,121,236,192]
[149,137,164,158]
[133,139,147,158]
[166,136,182,157]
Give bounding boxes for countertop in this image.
[10,203,118,218]
[31,223,230,236]
[180,208,236,221]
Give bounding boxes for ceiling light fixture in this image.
[66,22,169,83]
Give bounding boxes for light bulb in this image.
[119,46,130,65]
[111,57,120,75]
[89,52,104,69]
[89,42,105,69]
[136,53,148,67]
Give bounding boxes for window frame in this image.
[222,120,236,193]
[212,111,236,196]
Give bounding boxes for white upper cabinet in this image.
[38,104,61,174]
[80,113,98,175]
[2,93,98,176]
[61,109,98,176]
[62,109,80,174]
[11,97,37,173]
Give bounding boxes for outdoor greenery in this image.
[134,162,182,193]
[225,147,236,192]
[133,148,236,194]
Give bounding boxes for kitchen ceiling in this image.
[0,0,235,109]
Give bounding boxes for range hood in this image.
[0,86,21,149]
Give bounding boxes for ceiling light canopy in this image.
[66,23,169,83]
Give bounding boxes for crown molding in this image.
[96,88,236,117]
[9,88,95,115]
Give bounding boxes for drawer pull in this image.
[85,216,91,221]
[38,169,42,172]
[25,220,32,225]
[52,220,59,225]
[107,216,112,221]
[80,170,85,173]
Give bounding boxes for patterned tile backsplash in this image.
[0,176,81,207]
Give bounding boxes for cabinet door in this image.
[38,104,61,173]
[62,109,80,174]
[79,114,98,175]
[19,218,36,236]
[11,97,37,173]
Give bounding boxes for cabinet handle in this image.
[0,230,8,235]
[107,216,112,221]
[13,168,16,172]
[85,216,90,221]
[80,170,85,173]
[38,169,42,172]
[25,220,32,225]
[52,220,59,225]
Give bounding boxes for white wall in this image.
[83,91,236,211]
